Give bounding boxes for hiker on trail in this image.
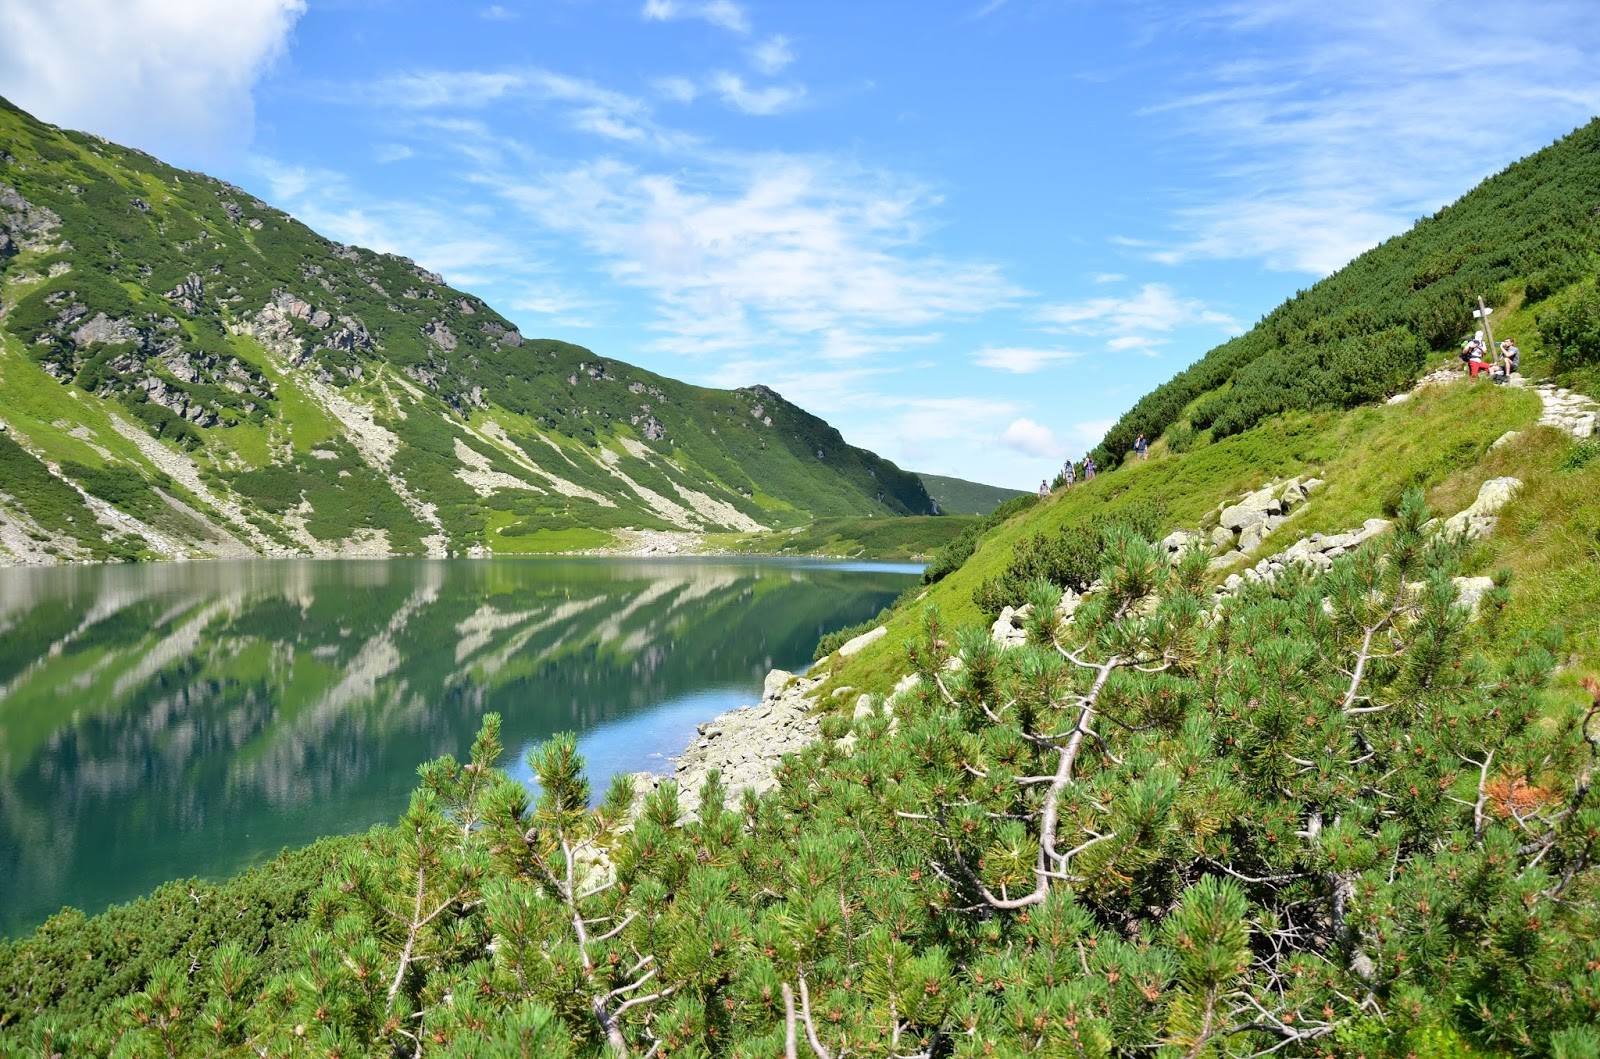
[1063,460,1075,486]
[1500,338,1520,375]
[1084,455,1097,480]
[1134,433,1148,460]
[1039,479,1049,498]
[1462,331,1492,379]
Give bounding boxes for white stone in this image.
[762,669,794,702]
[837,625,887,658]
[1442,477,1522,538]
[1219,504,1268,533]
[1452,576,1497,619]
[1238,523,1268,553]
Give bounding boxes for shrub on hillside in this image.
[1537,277,1600,372]
[972,501,1165,615]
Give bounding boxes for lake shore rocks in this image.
[630,668,824,818]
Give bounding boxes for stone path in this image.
[1526,379,1598,439]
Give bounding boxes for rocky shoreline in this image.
[627,667,829,818]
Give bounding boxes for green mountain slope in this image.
[915,471,1024,514]
[0,98,936,562]
[1088,116,1600,469]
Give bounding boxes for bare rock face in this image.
[0,182,64,252]
[164,273,205,315]
[71,312,139,348]
[425,320,457,351]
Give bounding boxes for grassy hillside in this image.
[0,97,937,561]
[1088,117,1600,470]
[915,472,1025,515]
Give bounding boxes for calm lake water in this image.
[0,557,918,937]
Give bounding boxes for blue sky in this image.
[4,1,1600,489]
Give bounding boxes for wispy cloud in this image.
[749,35,794,75]
[1135,0,1600,273]
[641,0,749,35]
[972,346,1081,374]
[1037,283,1237,354]
[353,68,670,145]
[709,72,804,115]
[654,76,700,104]
[480,4,517,20]
[481,153,1023,360]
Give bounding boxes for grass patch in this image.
[488,520,616,553]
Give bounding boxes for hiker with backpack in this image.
[1461,331,1492,379]
[1134,433,1148,460]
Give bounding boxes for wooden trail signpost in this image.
[1474,296,1497,353]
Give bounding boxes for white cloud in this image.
[0,0,305,158]
[1037,283,1237,353]
[480,4,517,19]
[710,72,804,116]
[1137,0,1600,274]
[642,0,750,35]
[999,418,1063,459]
[972,346,1080,374]
[374,143,414,164]
[750,35,795,75]
[482,153,1022,361]
[361,68,658,143]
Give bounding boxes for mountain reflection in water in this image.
[0,557,918,936]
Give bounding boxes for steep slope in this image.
[914,471,1024,515]
[1088,116,1600,469]
[0,98,936,562]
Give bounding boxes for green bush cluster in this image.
[971,500,1165,615]
[1537,277,1600,373]
[1188,327,1428,437]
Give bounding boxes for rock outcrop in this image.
[1438,477,1522,540]
[1204,476,1323,566]
[631,669,823,818]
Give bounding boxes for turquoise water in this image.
[0,557,918,936]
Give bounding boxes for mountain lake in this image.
[0,557,920,937]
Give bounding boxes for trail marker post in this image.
[1473,297,1497,355]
